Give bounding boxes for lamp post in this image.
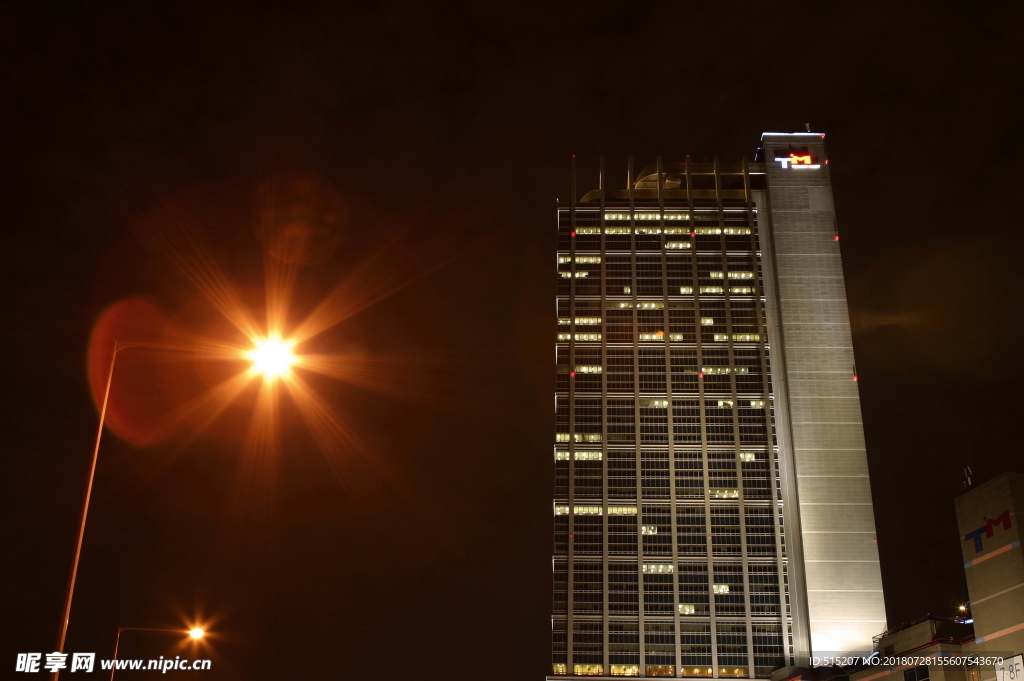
[53,340,141,680]
[108,626,205,680]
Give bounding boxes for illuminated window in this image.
[733,367,749,374]
[556,433,604,443]
[729,287,755,294]
[665,241,692,249]
[732,333,760,341]
[554,504,570,515]
[635,227,662,235]
[552,664,568,675]
[646,666,676,677]
[738,452,756,462]
[575,365,603,374]
[700,287,724,294]
[717,400,734,408]
[557,333,603,341]
[639,333,665,341]
[642,563,674,574]
[640,399,669,408]
[700,318,715,326]
[701,366,730,374]
[605,212,690,221]
[604,213,629,220]
[575,227,601,235]
[559,271,589,278]
[555,451,570,461]
[607,505,638,515]
[637,301,663,309]
[623,286,631,294]
[749,400,765,409]
[710,489,739,499]
[695,227,722,235]
[728,271,754,279]
[712,584,730,594]
[559,255,602,264]
[664,227,689,234]
[723,227,752,235]
[574,664,604,676]
[709,271,725,279]
[575,451,602,461]
[668,333,687,341]
[713,334,729,341]
[576,317,602,325]
[604,226,631,234]
[554,504,604,515]
[610,665,640,677]
[678,604,696,615]
[610,301,634,309]
[679,286,693,294]
[641,525,658,535]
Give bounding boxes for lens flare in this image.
[247,337,297,379]
[188,628,205,639]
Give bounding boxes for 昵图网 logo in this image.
[963,510,1012,553]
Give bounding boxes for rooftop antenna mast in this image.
[962,466,974,492]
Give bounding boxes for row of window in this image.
[554,449,763,463]
[572,226,754,235]
[557,332,763,342]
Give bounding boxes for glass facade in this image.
[552,158,791,679]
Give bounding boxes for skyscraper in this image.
[550,133,886,680]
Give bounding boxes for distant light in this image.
[959,605,967,612]
[248,337,296,379]
[832,235,840,241]
[569,371,576,377]
[188,628,205,639]
[964,618,973,623]
[697,372,705,378]
[571,231,577,237]
[852,375,859,381]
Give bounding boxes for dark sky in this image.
[3,2,1024,679]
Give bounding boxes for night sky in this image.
[3,2,1024,679]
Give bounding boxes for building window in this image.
[695,227,722,235]
[738,452,756,462]
[710,489,739,499]
[639,332,665,341]
[717,400,734,408]
[709,272,725,279]
[608,505,638,515]
[712,584,730,594]
[640,399,669,408]
[623,286,631,294]
[665,242,692,250]
[748,400,765,408]
[668,333,687,341]
[732,333,760,341]
[610,665,640,676]
[575,451,603,461]
[554,504,604,515]
[642,563,674,574]
[556,433,605,443]
[575,227,601,235]
[552,663,568,675]
[699,287,724,294]
[558,333,603,341]
[558,317,603,325]
[723,228,752,235]
[678,604,696,614]
[641,525,658,535]
[559,255,602,264]
[713,334,729,341]
[727,271,754,279]
[560,271,590,278]
[605,227,631,234]
[574,664,604,676]
[575,365,603,374]
[700,318,715,326]
[637,301,664,310]
[729,287,755,294]
[679,287,693,294]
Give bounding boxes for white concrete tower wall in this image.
[755,132,886,658]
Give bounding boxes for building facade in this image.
[550,133,886,680]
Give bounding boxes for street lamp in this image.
[53,335,297,679]
[108,626,206,681]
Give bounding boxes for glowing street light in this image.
[188,628,205,639]
[108,626,208,680]
[247,336,297,379]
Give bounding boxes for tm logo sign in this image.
[964,510,1012,553]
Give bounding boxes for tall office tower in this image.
[550,133,886,681]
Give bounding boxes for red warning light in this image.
[851,375,859,381]
[690,231,696,237]
[832,235,840,241]
[697,372,705,378]
[571,231,577,237]
[569,371,576,377]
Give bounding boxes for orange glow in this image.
[247,337,297,379]
[188,628,205,639]
[789,153,813,165]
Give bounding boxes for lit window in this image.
[640,399,669,408]
[668,333,686,341]
[607,505,638,515]
[733,367,749,374]
[695,227,722,235]
[635,227,662,235]
[637,301,664,309]
[575,227,601,235]
[642,563,674,574]
[700,287,724,294]
[555,451,570,461]
[639,332,665,341]
[557,332,603,341]
[611,301,634,309]
[729,287,755,294]
[713,584,730,594]
[574,664,604,676]
[710,489,739,499]
[701,366,729,374]
[559,271,589,278]
[678,604,696,615]
[575,365,603,374]
[723,227,752,235]
[749,400,765,409]
[709,271,725,279]
[679,286,693,294]
[574,505,603,515]
[641,525,658,535]
[558,316,602,325]
[556,433,604,443]
[575,451,602,461]
[728,271,754,279]
[738,452,756,461]
[611,665,640,677]
[665,241,692,249]
[664,227,689,234]
[604,213,629,220]
[732,333,760,341]
[604,226,631,234]
[713,334,729,341]
[623,286,631,294]
[700,318,715,326]
[717,400,734,408]
[559,255,602,264]
[554,504,570,515]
